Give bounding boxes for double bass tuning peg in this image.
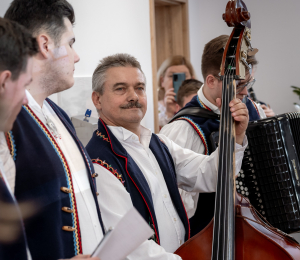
[248,48,259,56]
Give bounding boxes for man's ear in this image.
[175,103,181,113]
[206,74,216,89]
[92,91,102,111]
[0,70,12,95]
[36,34,53,59]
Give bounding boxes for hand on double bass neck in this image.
[216,97,249,145]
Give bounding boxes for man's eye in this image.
[116,87,124,91]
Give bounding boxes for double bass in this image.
[174,1,300,259]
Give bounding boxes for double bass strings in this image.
[212,38,238,260]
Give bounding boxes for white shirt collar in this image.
[26,89,45,111]
[107,125,152,148]
[198,85,220,114]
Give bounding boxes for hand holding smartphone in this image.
[172,73,186,102]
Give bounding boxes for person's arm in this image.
[157,134,247,193]
[160,120,206,154]
[93,164,182,260]
[160,120,206,218]
[158,98,248,193]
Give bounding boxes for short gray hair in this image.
[92,53,146,94]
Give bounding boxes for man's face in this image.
[0,57,33,132]
[236,72,251,100]
[46,18,80,94]
[96,66,147,127]
[214,71,251,101]
[161,65,192,93]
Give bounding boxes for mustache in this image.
[120,101,142,109]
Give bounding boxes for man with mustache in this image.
[4,0,105,259]
[86,53,249,259]
[160,35,266,237]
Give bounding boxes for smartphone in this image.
[173,73,186,102]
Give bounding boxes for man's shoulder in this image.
[160,118,195,135]
[86,129,111,155]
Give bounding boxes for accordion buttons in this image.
[62,226,75,232]
[60,187,71,194]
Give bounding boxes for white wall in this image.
[189,0,300,115]
[0,1,11,16]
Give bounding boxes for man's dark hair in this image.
[201,35,258,80]
[0,18,38,80]
[4,0,75,45]
[177,79,203,107]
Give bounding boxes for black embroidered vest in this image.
[86,119,190,244]
[8,99,105,260]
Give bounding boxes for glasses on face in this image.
[214,75,256,94]
[236,77,256,94]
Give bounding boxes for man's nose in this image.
[239,86,248,96]
[127,87,139,101]
[74,49,80,63]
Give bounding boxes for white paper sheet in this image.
[91,207,154,260]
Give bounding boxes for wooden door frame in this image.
[149,0,190,133]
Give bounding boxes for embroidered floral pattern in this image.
[96,130,110,143]
[5,131,17,161]
[23,105,82,255]
[92,158,125,186]
[175,116,209,155]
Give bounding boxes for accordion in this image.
[210,112,300,234]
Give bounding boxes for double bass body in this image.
[175,193,300,259]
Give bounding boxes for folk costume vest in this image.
[170,95,260,237]
[86,119,190,244]
[7,99,105,260]
[0,177,28,260]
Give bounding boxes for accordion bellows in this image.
[237,112,300,233]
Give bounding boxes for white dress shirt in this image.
[94,124,247,260]
[0,132,16,193]
[0,132,32,260]
[24,91,103,254]
[160,85,265,218]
